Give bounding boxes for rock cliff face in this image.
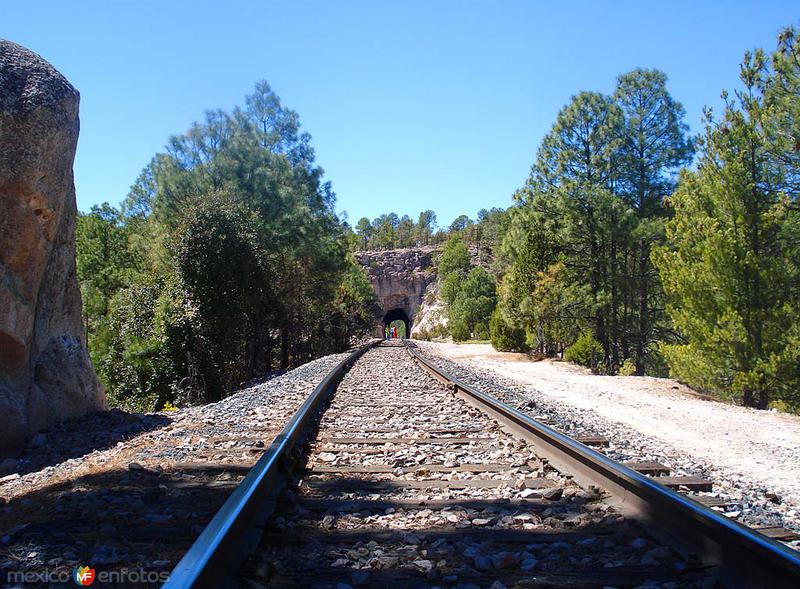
[412,278,449,338]
[0,41,105,454]
[355,247,437,335]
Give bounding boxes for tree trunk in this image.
[609,227,620,373]
[280,328,290,370]
[635,239,649,375]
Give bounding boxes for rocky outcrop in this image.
[355,247,437,335]
[0,40,105,454]
[412,278,449,339]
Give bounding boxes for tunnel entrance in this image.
[383,308,410,339]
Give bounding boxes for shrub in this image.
[564,332,603,368]
[412,327,430,341]
[644,346,670,377]
[437,236,471,276]
[440,271,464,305]
[450,317,471,342]
[490,309,528,352]
[429,324,450,340]
[473,322,490,340]
[619,358,636,376]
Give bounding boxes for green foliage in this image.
[439,271,464,306]
[619,358,637,376]
[432,235,498,342]
[564,332,603,368]
[653,38,800,409]
[449,214,472,234]
[348,207,505,255]
[169,190,273,399]
[762,27,800,192]
[489,308,528,352]
[449,317,471,342]
[416,210,437,245]
[76,204,145,329]
[493,69,691,375]
[78,81,379,411]
[388,320,407,339]
[346,208,443,250]
[396,215,415,248]
[355,217,372,250]
[74,26,800,414]
[475,207,510,268]
[414,322,450,341]
[522,261,591,356]
[473,322,490,341]
[326,257,383,349]
[448,267,497,341]
[613,68,694,374]
[98,277,180,411]
[437,236,471,276]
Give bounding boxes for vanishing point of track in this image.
[164,340,800,589]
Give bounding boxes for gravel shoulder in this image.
[416,341,800,537]
[0,352,351,583]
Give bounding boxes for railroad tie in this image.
[169,343,800,589]
[656,475,714,492]
[573,434,610,447]
[624,461,671,476]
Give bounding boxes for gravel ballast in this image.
[415,341,800,545]
[0,351,351,584]
[242,343,716,588]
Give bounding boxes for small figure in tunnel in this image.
[385,325,389,340]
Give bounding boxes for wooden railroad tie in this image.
[307,463,532,474]
[302,477,551,491]
[316,436,495,445]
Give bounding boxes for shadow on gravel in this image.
[0,461,249,586]
[245,564,687,589]
[249,509,699,587]
[240,473,720,589]
[247,476,713,588]
[1,409,172,477]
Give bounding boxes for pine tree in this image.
[614,69,693,373]
[355,217,372,250]
[653,52,798,408]
[529,91,625,370]
[416,210,437,245]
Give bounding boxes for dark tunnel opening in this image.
[382,308,410,339]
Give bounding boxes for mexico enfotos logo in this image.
[5,566,170,586]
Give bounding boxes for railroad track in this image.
[165,340,800,588]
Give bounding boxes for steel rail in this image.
[405,342,800,589]
[164,341,377,589]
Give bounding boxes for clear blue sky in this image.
[2,1,797,227]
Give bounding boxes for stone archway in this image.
[383,308,410,339]
[355,248,437,339]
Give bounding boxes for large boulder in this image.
[0,40,105,454]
